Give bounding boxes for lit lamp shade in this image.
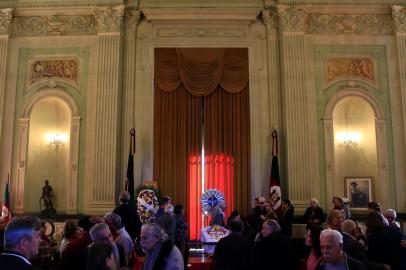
[46,133,68,145]
[337,132,361,147]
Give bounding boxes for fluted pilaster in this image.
[121,8,140,190]
[0,8,12,147]
[90,6,124,210]
[375,118,390,208]
[278,5,312,210]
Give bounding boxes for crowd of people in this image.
[0,191,406,270]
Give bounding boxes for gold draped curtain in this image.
[153,48,251,222]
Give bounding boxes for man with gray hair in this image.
[341,220,389,270]
[113,190,142,241]
[156,204,176,242]
[140,223,184,270]
[254,219,294,269]
[104,212,134,266]
[0,216,42,269]
[89,222,129,270]
[318,228,366,270]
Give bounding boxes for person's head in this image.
[160,196,172,207]
[384,208,397,224]
[341,219,357,237]
[365,211,388,234]
[4,216,42,259]
[257,197,266,210]
[306,225,323,257]
[174,204,184,215]
[41,222,47,234]
[264,201,272,212]
[164,204,174,215]
[320,229,344,264]
[228,219,244,233]
[309,197,319,208]
[103,212,123,230]
[62,219,80,239]
[332,197,343,208]
[140,223,168,252]
[261,219,281,238]
[90,223,113,245]
[45,180,49,185]
[327,209,344,231]
[87,242,114,270]
[350,182,359,192]
[282,199,291,209]
[367,201,382,214]
[119,191,130,204]
[78,216,95,232]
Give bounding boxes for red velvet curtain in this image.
[154,48,250,240]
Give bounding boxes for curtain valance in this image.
[155,48,249,96]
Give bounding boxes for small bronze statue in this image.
[40,180,56,213]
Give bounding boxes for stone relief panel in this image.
[30,60,78,86]
[325,58,375,86]
[308,14,393,35]
[124,8,141,36]
[0,8,13,35]
[12,15,96,37]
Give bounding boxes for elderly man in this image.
[254,219,294,269]
[0,216,42,270]
[140,223,184,270]
[89,222,129,270]
[318,228,366,270]
[113,190,142,241]
[303,197,326,230]
[341,220,389,270]
[327,209,344,231]
[104,212,134,266]
[384,208,401,231]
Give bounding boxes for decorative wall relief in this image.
[30,60,78,86]
[124,8,141,36]
[157,27,246,38]
[0,8,13,35]
[325,58,375,85]
[308,14,393,35]
[93,5,125,33]
[277,5,309,33]
[12,15,96,37]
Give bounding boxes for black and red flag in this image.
[126,128,136,201]
[269,130,282,211]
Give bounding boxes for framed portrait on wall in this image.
[345,177,372,209]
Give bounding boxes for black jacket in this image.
[0,251,40,270]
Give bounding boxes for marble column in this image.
[0,8,12,146]
[278,5,313,211]
[121,8,140,190]
[90,6,124,211]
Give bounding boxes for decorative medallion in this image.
[0,8,13,35]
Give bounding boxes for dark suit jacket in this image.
[113,203,142,241]
[342,232,384,270]
[0,251,40,270]
[212,232,253,270]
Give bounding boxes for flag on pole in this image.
[2,174,11,225]
[125,128,136,201]
[269,130,282,211]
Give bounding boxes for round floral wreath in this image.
[136,189,159,224]
[201,189,225,215]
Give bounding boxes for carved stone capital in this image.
[392,6,406,33]
[308,14,393,35]
[124,8,141,36]
[12,15,96,37]
[0,8,13,35]
[93,5,125,34]
[277,5,309,33]
[261,10,278,37]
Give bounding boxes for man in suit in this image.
[0,216,42,270]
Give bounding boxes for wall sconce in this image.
[46,133,68,145]
[337,132,361,147]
